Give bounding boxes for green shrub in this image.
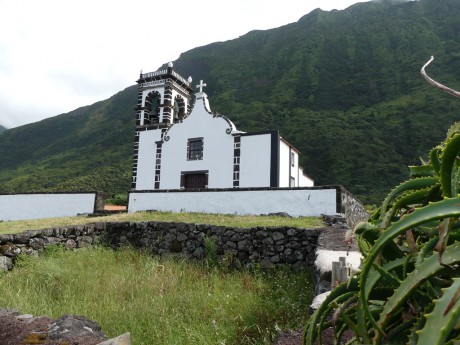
[305,121,460,344]
[105,193,128,206]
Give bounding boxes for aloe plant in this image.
[304,57,460,344]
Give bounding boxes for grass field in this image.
[0,211,324,235]
[0,246,314,344]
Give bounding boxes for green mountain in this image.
[1,0,459,204]
[0,87,137,196]
[0,125,6,134]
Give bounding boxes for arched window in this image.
[144,91,161,124]
[172,95,186,123]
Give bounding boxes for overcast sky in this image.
[0,0,370,129]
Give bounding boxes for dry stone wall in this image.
[0,221,321,271]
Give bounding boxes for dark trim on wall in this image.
[239,130,278,137]
[270,130,280,187]
[130,185,343,194]
[0,191,98,196]
[336,186,343,214]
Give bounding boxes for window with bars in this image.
[187,138,203,160]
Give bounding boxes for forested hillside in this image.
[0,125,6,134]
[0,0,459,204]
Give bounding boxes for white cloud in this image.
[0,0,369,128]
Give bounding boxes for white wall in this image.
[300,168,314,187]
[0,193,96,221]
[279,140,291,187]
[239,134,271,187]
[136,130,162,190]
[129,188,338,217]
[160,96,235,189]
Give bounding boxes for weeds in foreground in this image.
[0,246,314,344]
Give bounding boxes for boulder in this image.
[0,255,13,271]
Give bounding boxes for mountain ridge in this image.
[0,0,459,204]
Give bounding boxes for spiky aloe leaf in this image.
[440,133,460,198]
[409,165,435,178]
[359,197,460,336]
[430,147,442,175]
[364,258,407,299]
[416,278,460,345]
[446,122,460,141]
[382,187,436,228]
[408,312,429,345]
[379,177,438,218]
[378,242,460,329]
[304,278,359,345]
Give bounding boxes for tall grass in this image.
[0,211,324,235]
[0,246,314,344]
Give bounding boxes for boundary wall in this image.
[129,185,368,227]
[0,221,321,271]
[0,192,99,221]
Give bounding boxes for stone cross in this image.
[196,80,206,93]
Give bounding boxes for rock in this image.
[310,291,331,310]
[237,240,250,251]
[97,332,131,345]
[272,232,284,241]
[29,237,45,250]
[270,254,281,263]
[13,232,30,244]
[192,247,204,259]
[0,234,14,244]
[16,314,39,324]
[287,228,297,236]
[48,314,107,342]
[225,241,236,249]
[0,255,13,271]
[177,232,188,242]
[260,257,273,269]
[267,212,292,218]
[65,239,77,249]
[0,308,20,317]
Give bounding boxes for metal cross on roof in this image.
[196,80,207,93]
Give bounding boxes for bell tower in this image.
[135,61,193,129]
[131,62,194,190]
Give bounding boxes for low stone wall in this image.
[0,221,321,271]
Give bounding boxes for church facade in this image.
[131,63,313,191]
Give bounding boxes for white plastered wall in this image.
[0,193,96,221]
[300,168,314,187]
[129,188,338,217]
[160,96,235,189]
[239,134,271,187]
[136,130,162,190]
[279,140,291,187]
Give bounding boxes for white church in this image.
[131,62,314,191]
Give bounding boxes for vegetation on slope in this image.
[0,246,314,344]
[0,86,136,196]
[0,0,459,203]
